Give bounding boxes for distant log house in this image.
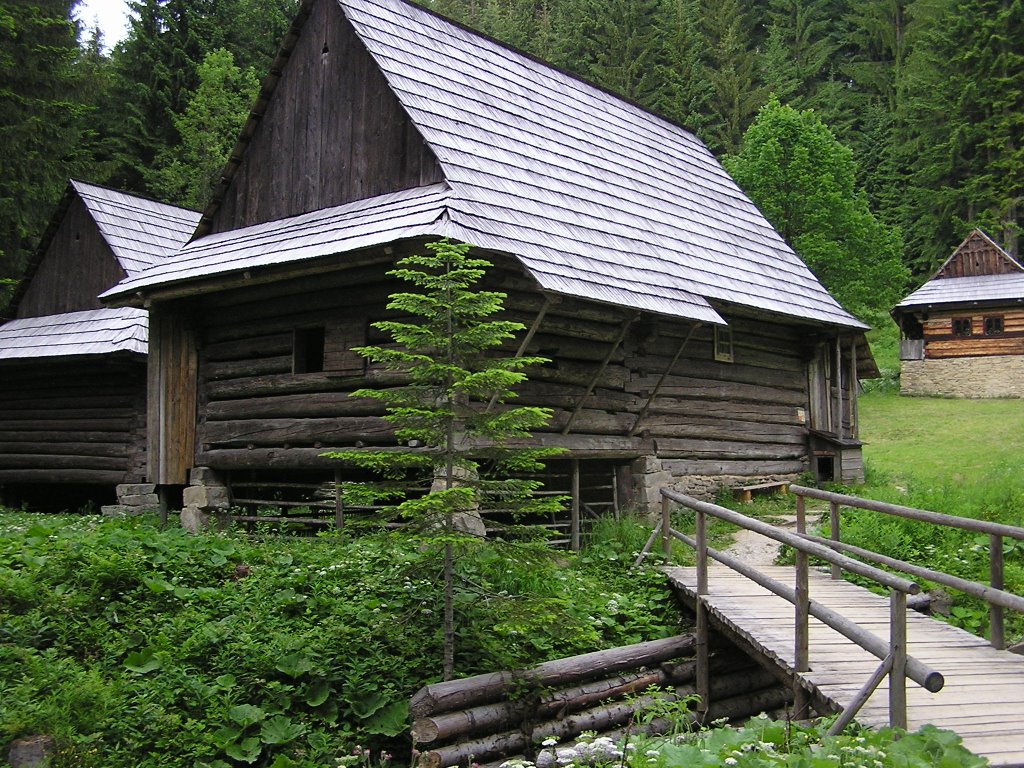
[894,230,1024,398]
[0,181,200,511]
[99,0,876,528]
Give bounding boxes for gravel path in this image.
[721,514,800,566]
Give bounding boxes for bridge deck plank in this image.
[666,565,1024,766]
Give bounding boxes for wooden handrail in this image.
[658,488,944,730]
[660,489,919,593]
[790,484,1024,649]
[790,484,1024,540]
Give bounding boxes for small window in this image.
[952,317,972,337]
[984,316,1004,336]
[714,326,734,363]
[293,327,325,373]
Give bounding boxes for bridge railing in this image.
[657,487,944,735]
[790,484,1024,650]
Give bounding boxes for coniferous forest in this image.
[2,0,1023,324]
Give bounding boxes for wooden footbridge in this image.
[653,485,1024,767]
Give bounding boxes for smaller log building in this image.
[101,0,876,524]
[0,181,200,509]
[894,230,1024,398]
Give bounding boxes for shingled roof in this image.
[71,180,202,276]
[0,308,148,361]
[7,180,200,318]
[895,229,1024,312]
[105,0,865,331]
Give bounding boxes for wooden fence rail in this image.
[656,488,944,734]
[790,484,1024,650]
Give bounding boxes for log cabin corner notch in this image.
[101,0,876,522]
[894,229,1024,398]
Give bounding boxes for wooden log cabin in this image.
[0,181,200,510]
[101,0,876,525]
[894,230,1024,398]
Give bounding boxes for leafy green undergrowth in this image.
[526,716,985,768]
[817,466,1024,642]
[0,512,683,768]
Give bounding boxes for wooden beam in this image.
[628,322,700,437]
[848,337,859,439]
[834,335,842,438]
[561,313,638,435]
[571,458,581,552]
[485,294,553,413]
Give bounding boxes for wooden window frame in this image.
[714,325,734,363]
[984,315,1004,336]
[951,317,973,337]
[293,326,326,374]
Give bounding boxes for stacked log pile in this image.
[409,634,790,768]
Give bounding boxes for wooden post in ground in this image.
[889,590,907,729]
[571,459,581,552]
[157,485,170,528]
[334,469,344,531]
[991,534,1005,649]
[829,500,841,580]
[661,493,671,562]
[695,504,710,715]
[794,493,810,718]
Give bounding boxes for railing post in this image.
[661,493,671,562]
[334,469,345,531]
[794,494,810,718]
[990,534,1005,649]
[570,459,581,552]
[889,590,907,729]
[695,504,710,715]
[829,500,841,580]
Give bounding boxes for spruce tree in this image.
[699,0,767,153]
[760,0,837,110]
[560,0,669,104]
[653,0,714,134]
[0,0,92,308]
[323,240,563,680]
[898,0,1024,271]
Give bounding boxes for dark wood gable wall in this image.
[16,196,127,319]
[209,0,444,234]
[936,234,1024,279]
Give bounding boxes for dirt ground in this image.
[721,513,800,566]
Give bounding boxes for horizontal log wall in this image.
[189,255,815,497]
[0,358,147,484]
[922,308,1024,358]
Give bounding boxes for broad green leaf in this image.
[224,736,262,763]
[142,576,175,593]
[228,704,265,727]
[275,652,315,678]
[259,715,305,745]
[211,726,242,748]
[304,678,331,707]
[124,648,162,674]
[364,700,409,737]
[348,690,386,719]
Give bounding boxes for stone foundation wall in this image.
[631,455,800,514]
[901,355,1024,398]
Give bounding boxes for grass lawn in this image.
[859,391,1024,484]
